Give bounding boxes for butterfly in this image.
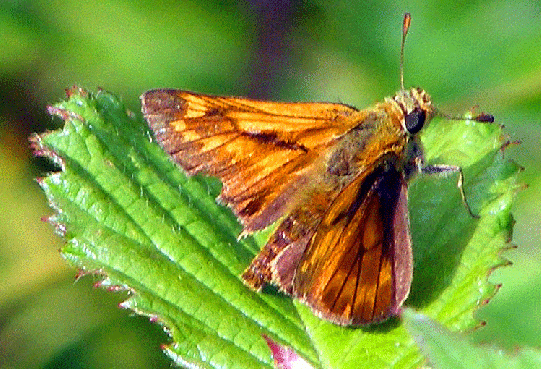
[141,13,492,325]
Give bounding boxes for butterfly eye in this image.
[405,108,426,134]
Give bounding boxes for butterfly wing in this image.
[141,89,368,232]
[293,164,413,325]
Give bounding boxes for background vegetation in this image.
[1,0,539,368]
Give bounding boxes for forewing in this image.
[141,89,367,231]
[293,165,413,325]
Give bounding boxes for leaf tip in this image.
[65,85,88,99]
[29,133,65,169]
[263,334,315,369]
[74,269,90,281]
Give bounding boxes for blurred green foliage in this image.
[1,0,540,368]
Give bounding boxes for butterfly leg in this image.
[421,164,479,219]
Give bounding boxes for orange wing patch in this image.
[293,166,408,325]
[142,89,368,232]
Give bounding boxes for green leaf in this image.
[403,308,541,369]
[34,87,520,368]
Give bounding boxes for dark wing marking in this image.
[142,89,368,232]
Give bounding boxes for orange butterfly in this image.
[141,14,492,325]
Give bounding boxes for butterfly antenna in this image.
[399,14,494,125]
[434,108,495,123]
[400,13,411,91]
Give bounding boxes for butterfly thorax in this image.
[323,87,432,187]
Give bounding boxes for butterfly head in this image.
[393,87,435,136]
